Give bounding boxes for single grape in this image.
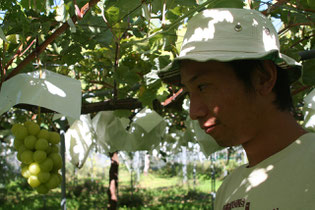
[29,162,41,175]
[39,157,53,172]
[46,145,52,155]
[17,145,28,162]
[33,150,47,163]
[49,132,60,144]
[25,121,40,136]
[50,145,59,153]
[45,173,60,189]
[38,129,50,139]
[18,145,27,154]
[49,152,62,171]
[24,135,37,150]
[21,165,31,178]
[35,184,49,194]
[37,171,51,183]
[20,150,34,164]
[11,123,28,141]
[35,138,49,151]
[28,175,41,188]
[14,137,24,150]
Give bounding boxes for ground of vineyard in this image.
[0,166,223,210]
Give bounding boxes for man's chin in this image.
[216,141,229,147]
[214,138,239,148]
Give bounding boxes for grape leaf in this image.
[302,60,315,85]
[210,0,244,8]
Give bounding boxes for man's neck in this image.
[242,110,307,168]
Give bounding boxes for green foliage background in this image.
[0,0,313,115]
[0,1,313,208]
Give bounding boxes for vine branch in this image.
[13,98,143,114]
[278,22,313,35]
[290,34,315,49]
[4,37,35,72]
[261,0,291,15]
[86,80,114,88]
[288,2,315,13]
[2,0,101,84]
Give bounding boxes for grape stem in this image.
[36,41,42,126]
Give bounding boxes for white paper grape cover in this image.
[0,70,81,120]
[91,109,166,152]
[185,117,223,156]
[303,88,315,132]
[65,115,95,168]
[92,111,135,152]
[132,108,164,133]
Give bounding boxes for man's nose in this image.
[189,94,208,120]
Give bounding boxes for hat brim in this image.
[158,51,302,85]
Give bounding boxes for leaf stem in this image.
[0,40,4,84]
[292,85,312,95]
[36,37,42,125]
[100,3,119,43]
[0,59,3,85]
[113,42,120,101]
[0,40,6,89]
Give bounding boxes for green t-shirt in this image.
[214,133,315,210]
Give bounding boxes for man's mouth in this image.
[201,124,217,134]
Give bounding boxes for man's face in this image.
[180,60,262,147]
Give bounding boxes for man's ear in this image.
[253,60,277,96]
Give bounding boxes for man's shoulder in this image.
[299,132,315,143]
[217,164,248,190]
[295,132,315,153]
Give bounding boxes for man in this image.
[158,8,315,210]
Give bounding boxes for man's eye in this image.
[198,84,207,92]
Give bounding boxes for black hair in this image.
[229,60,293,112]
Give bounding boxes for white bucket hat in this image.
[158,8,302,85]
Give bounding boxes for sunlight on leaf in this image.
[0,27,8,42]
[67,18,76,33]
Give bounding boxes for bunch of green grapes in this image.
[11,121,62,194]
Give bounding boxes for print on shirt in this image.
[222,198,279,210]
[222,198,248,210]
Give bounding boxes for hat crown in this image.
[181,8,280,57]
